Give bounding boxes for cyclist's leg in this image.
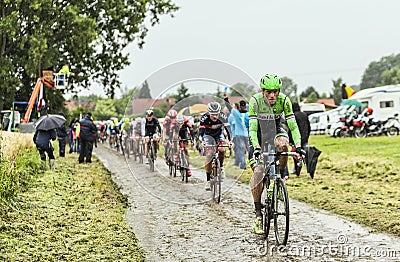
[144,136,150,156]
[250,165,265,216]
[216,135,226,167]
[275,132,289,176]
[250,164,265,234]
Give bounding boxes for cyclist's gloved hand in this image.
[253,148,262,160]
[296,147,306,157]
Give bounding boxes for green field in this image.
[288,135,400,236]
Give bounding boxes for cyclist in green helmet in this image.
[249,73,305,234]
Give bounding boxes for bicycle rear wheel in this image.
[125,140,130,158]
[215,169,221,203]
[180,151,188,183]
[132,141,137,161]
[149,142,155,172]
[139,141,144,164]
[169,162,176,176]
[273,179,289,246]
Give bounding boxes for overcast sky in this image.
[77,0,400,98]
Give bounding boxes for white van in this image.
[309,106,353,135]
[301,103,326,116]
[350,84,400,120]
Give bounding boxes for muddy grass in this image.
[0,149,145,261]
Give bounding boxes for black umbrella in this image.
[34,114,66,131]
[305,146,322,179]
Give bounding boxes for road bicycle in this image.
[147,136,156,172]
[257,143,304,246]
[137,136,145,164]
[122,133,130,158]
[207,143,230,203]
[175,138,191,183]
[166,139,177,177]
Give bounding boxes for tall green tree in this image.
[360,53,400,89]
[300,86,319,99]
[0,0,177,111]
[381,66,400,86]
[138,81,152,99]
[331,77,344,105]
[307,92,318,103]
[175,83,190,102]
[93,99,117,120]
[281,77,298,102]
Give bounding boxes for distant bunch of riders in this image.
[33,73,313,236]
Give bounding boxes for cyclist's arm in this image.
[248,96,260,148]
[284,99,301,147]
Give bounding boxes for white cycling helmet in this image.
[177,114,184,124]
[207,102,221,114]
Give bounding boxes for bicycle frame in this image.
[257,145,301,246]
[206,144,230,203]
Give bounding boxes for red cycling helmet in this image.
[367,107,373,114]
[168,109,178,118]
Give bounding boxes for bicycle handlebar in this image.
[262,151,304,157]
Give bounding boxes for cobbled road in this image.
[94,145,400,262]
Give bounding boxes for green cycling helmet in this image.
[260,74,282,90]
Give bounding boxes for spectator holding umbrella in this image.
[33,114,66,170]
[78,112,97,163]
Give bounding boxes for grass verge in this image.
[0,146,145,261]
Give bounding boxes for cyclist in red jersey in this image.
[170,114,195,176]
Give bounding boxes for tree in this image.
[307,92,318,103]
[175,83,190,102]
[230,83,255,97]
[331,77,344,105]
[360,53,400,89]
[0,0,178,110]
[93,99,117,120]
[300,86,319,100]
[138,81,152,99]
[381,66,400,85]
[281,77,298,102]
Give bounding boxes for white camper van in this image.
[350,84,400,120]
[309,105,351,135]
[301,103,326,116]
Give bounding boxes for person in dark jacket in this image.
[78,112,98,163]
[57,112,67,157]
[286,102,311,176]
[68,118,79,153]
[33,128,57,170]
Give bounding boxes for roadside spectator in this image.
[69,118,79,153]
[78,112,97,163]
[228,103,238,165]
[285,102,311,177]
[33,128,57,170]
[224,95,249,170]
[56,112,67,157]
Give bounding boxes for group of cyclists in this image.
[97,73,306,236]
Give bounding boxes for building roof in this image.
[64,101,96,111]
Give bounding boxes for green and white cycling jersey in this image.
[248,92,301,149]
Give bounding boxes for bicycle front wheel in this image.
[263,177,272,239]
[273,179,289,246]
